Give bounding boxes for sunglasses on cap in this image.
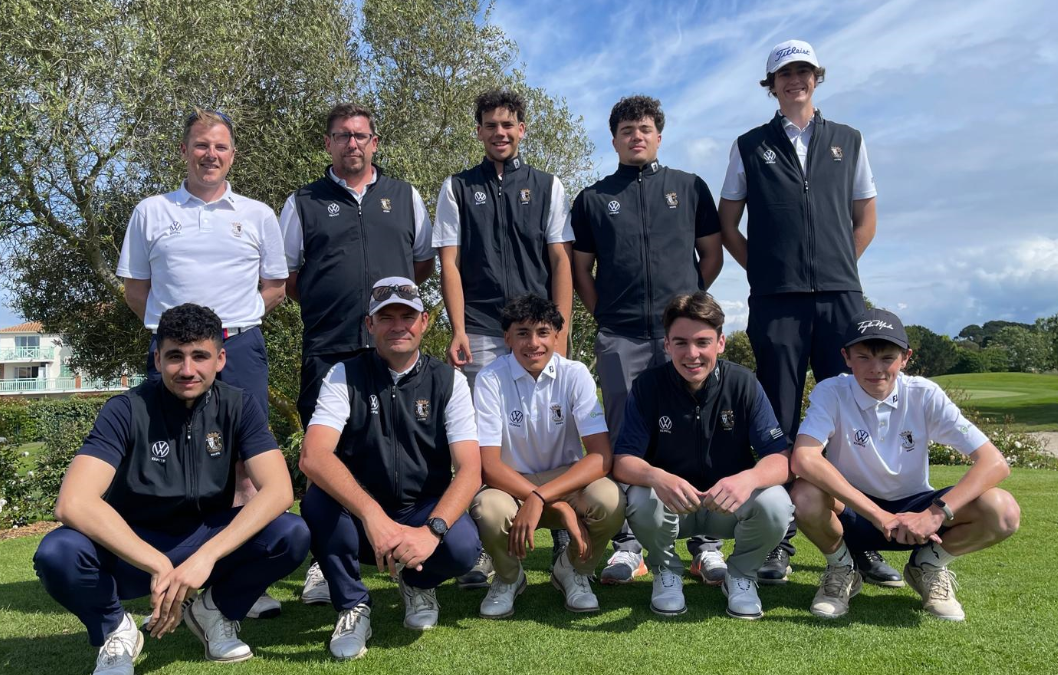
[371,284,420,302]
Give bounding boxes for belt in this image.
[222,327,253,339]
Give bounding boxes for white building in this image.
[0,322,142,397]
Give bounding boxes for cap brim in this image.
[844,334,909,350]
[369,297,424,316]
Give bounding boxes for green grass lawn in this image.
[1,466,1054,674]
[933,372,1058,431]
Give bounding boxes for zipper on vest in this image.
[803,126,819,291]
[638,172,654,338]
[390,386,400,496]
[495,180,513,301]
[694,405,704,476]
[185,416,199,511]
[357,203,372,347]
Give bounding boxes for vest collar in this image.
[372,349,427,386]
[482,155,525,179]
[156,378,214,415]
[663,359,720,402]
[771,109,824,132]
[322,164,384,188]
[615,160,662,178]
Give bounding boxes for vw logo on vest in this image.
[658,416,673,433]
[762,149,777,165]
[327,203,340,217]
[151,440,170,462]
[607,200,620,215]
[474,191,487,205]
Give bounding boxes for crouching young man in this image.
[613,292,794,619]
[34,304,309,675]
[470,295,624,618]
[791,309,1020,621]
[298,277,482,660]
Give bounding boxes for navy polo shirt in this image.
[615,359,788,490]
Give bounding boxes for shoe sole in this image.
[246,607,281,620]
[302,596,331,606]
[599,560,648,586]
[184,607,254,663]
[862,575,906,588]
[480,577,527,619]
[650,602,687,617]
[725,608,763,620]
[757,565,792,585]
[403,620,436,630]
[331,627,372,660]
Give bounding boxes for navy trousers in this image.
[148,327,270,419]
[300,485,480,610]
[33,510,309,646]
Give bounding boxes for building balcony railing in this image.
[0,375,144,395]
[0,346,55,362]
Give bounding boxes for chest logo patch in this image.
[762,149,777,164]
[519,188,531,205]
[509,410,524,427]
[168,222,182,235]
[206,432,223,457]
[607,200,621,215]
[327,203,340,217]
[151,440,169,462]
[900,430,915,451]
[720,410,735,431]
[230,222,242,237]
[665,192,678,208]
[830,146,843,161]
[659,416,673,433]
[853,429,870,447]
[550,404,564,425]
[415,399,430,421]
[474,191,487,205]
[370,395,380,414]
[380,198,392,212]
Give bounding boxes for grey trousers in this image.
[625,484,793,580]
[463,333,510,392]
[595,332,721,556]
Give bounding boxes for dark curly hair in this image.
[663,291,725,335]
[608,95,665,137]
[156,303,223,348]
[475,89,526,124]
[501,294,564,332]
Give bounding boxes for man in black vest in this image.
[299,277,482,660]
[280,103,436,603]
[571,95,726,586]
[717,40,898,586]
[434,88,576,587]
[613,292,794,620]
[34,304,309,675]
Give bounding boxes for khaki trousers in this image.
[470,465,625,583]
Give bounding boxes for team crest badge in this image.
[665,192,678,208]
[415,399,430,421]
[550,404,564,424]
[370,395,380,414]
[474,191,487,205]
[206,432,223,457]
[230,222,242,237]
[853,430,870,447]
[762,149,777,164]
[900,430,915,451]
[380,198,392,212]
[830,146,843,161]
[720,410,735,430]
[519,188,531,204]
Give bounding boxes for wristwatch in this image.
[425,517,449,541]
[931,497,955,521]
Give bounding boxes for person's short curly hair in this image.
[501,294,564,333]
[474,89,526,124]
[608,95,665,137]
[759,65,826,97]
[156,304,223,348]
[663,291,725,335]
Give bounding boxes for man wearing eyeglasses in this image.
[117,110,289,620]
[299,277,481,660]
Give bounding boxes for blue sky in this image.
[3,0,1055,336]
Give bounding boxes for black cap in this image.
[844,309,909,350]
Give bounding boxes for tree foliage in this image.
[905,324,957,377]
[723,330,756,371]
[990,326,1050,373]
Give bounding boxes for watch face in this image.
[429,518,447,535]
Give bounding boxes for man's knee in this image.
[975,488,1021,541]
[579,477,626,524]
[470,488,517,535]
[790,478,832,523]
[749,485,795,532]
[34,527,96,584]
[262,513,311,564]
[443,515,482,576]
[623,484,656,520]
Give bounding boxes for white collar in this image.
[506,352,559,383]
[329,166,377,192]
[851,375,901,411]
[174,181,236,207]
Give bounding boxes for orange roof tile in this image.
[0,321,44,334]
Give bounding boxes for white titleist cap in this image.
[767,40,820,74]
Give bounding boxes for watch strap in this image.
[932,497,955,521]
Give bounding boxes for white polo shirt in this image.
[117,182,287,331]
[310,354,477,444]
[279,167,435,271]
[473,352,607,475]
[720,114,877,201]
[799,373,989,501]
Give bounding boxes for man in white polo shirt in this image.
[117,108,288,619]
[790,309,1020,621]
[470,294,624,618]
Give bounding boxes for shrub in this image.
[280,430,307,497]
[0,398,39,444]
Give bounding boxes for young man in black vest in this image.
[34,304,309,675]
[298,277,482,660]
[434,88,576,587]
[571,95,727,585]
[717,40,898,585]
[279,103,436,601]
[613,292,794,620]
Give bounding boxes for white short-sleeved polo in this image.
[432,175,573,248]
[309,357,477,444]
[117,182,287,331]
[720,115,877,201]
[799,373,989,500]
[473,353,607,475]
